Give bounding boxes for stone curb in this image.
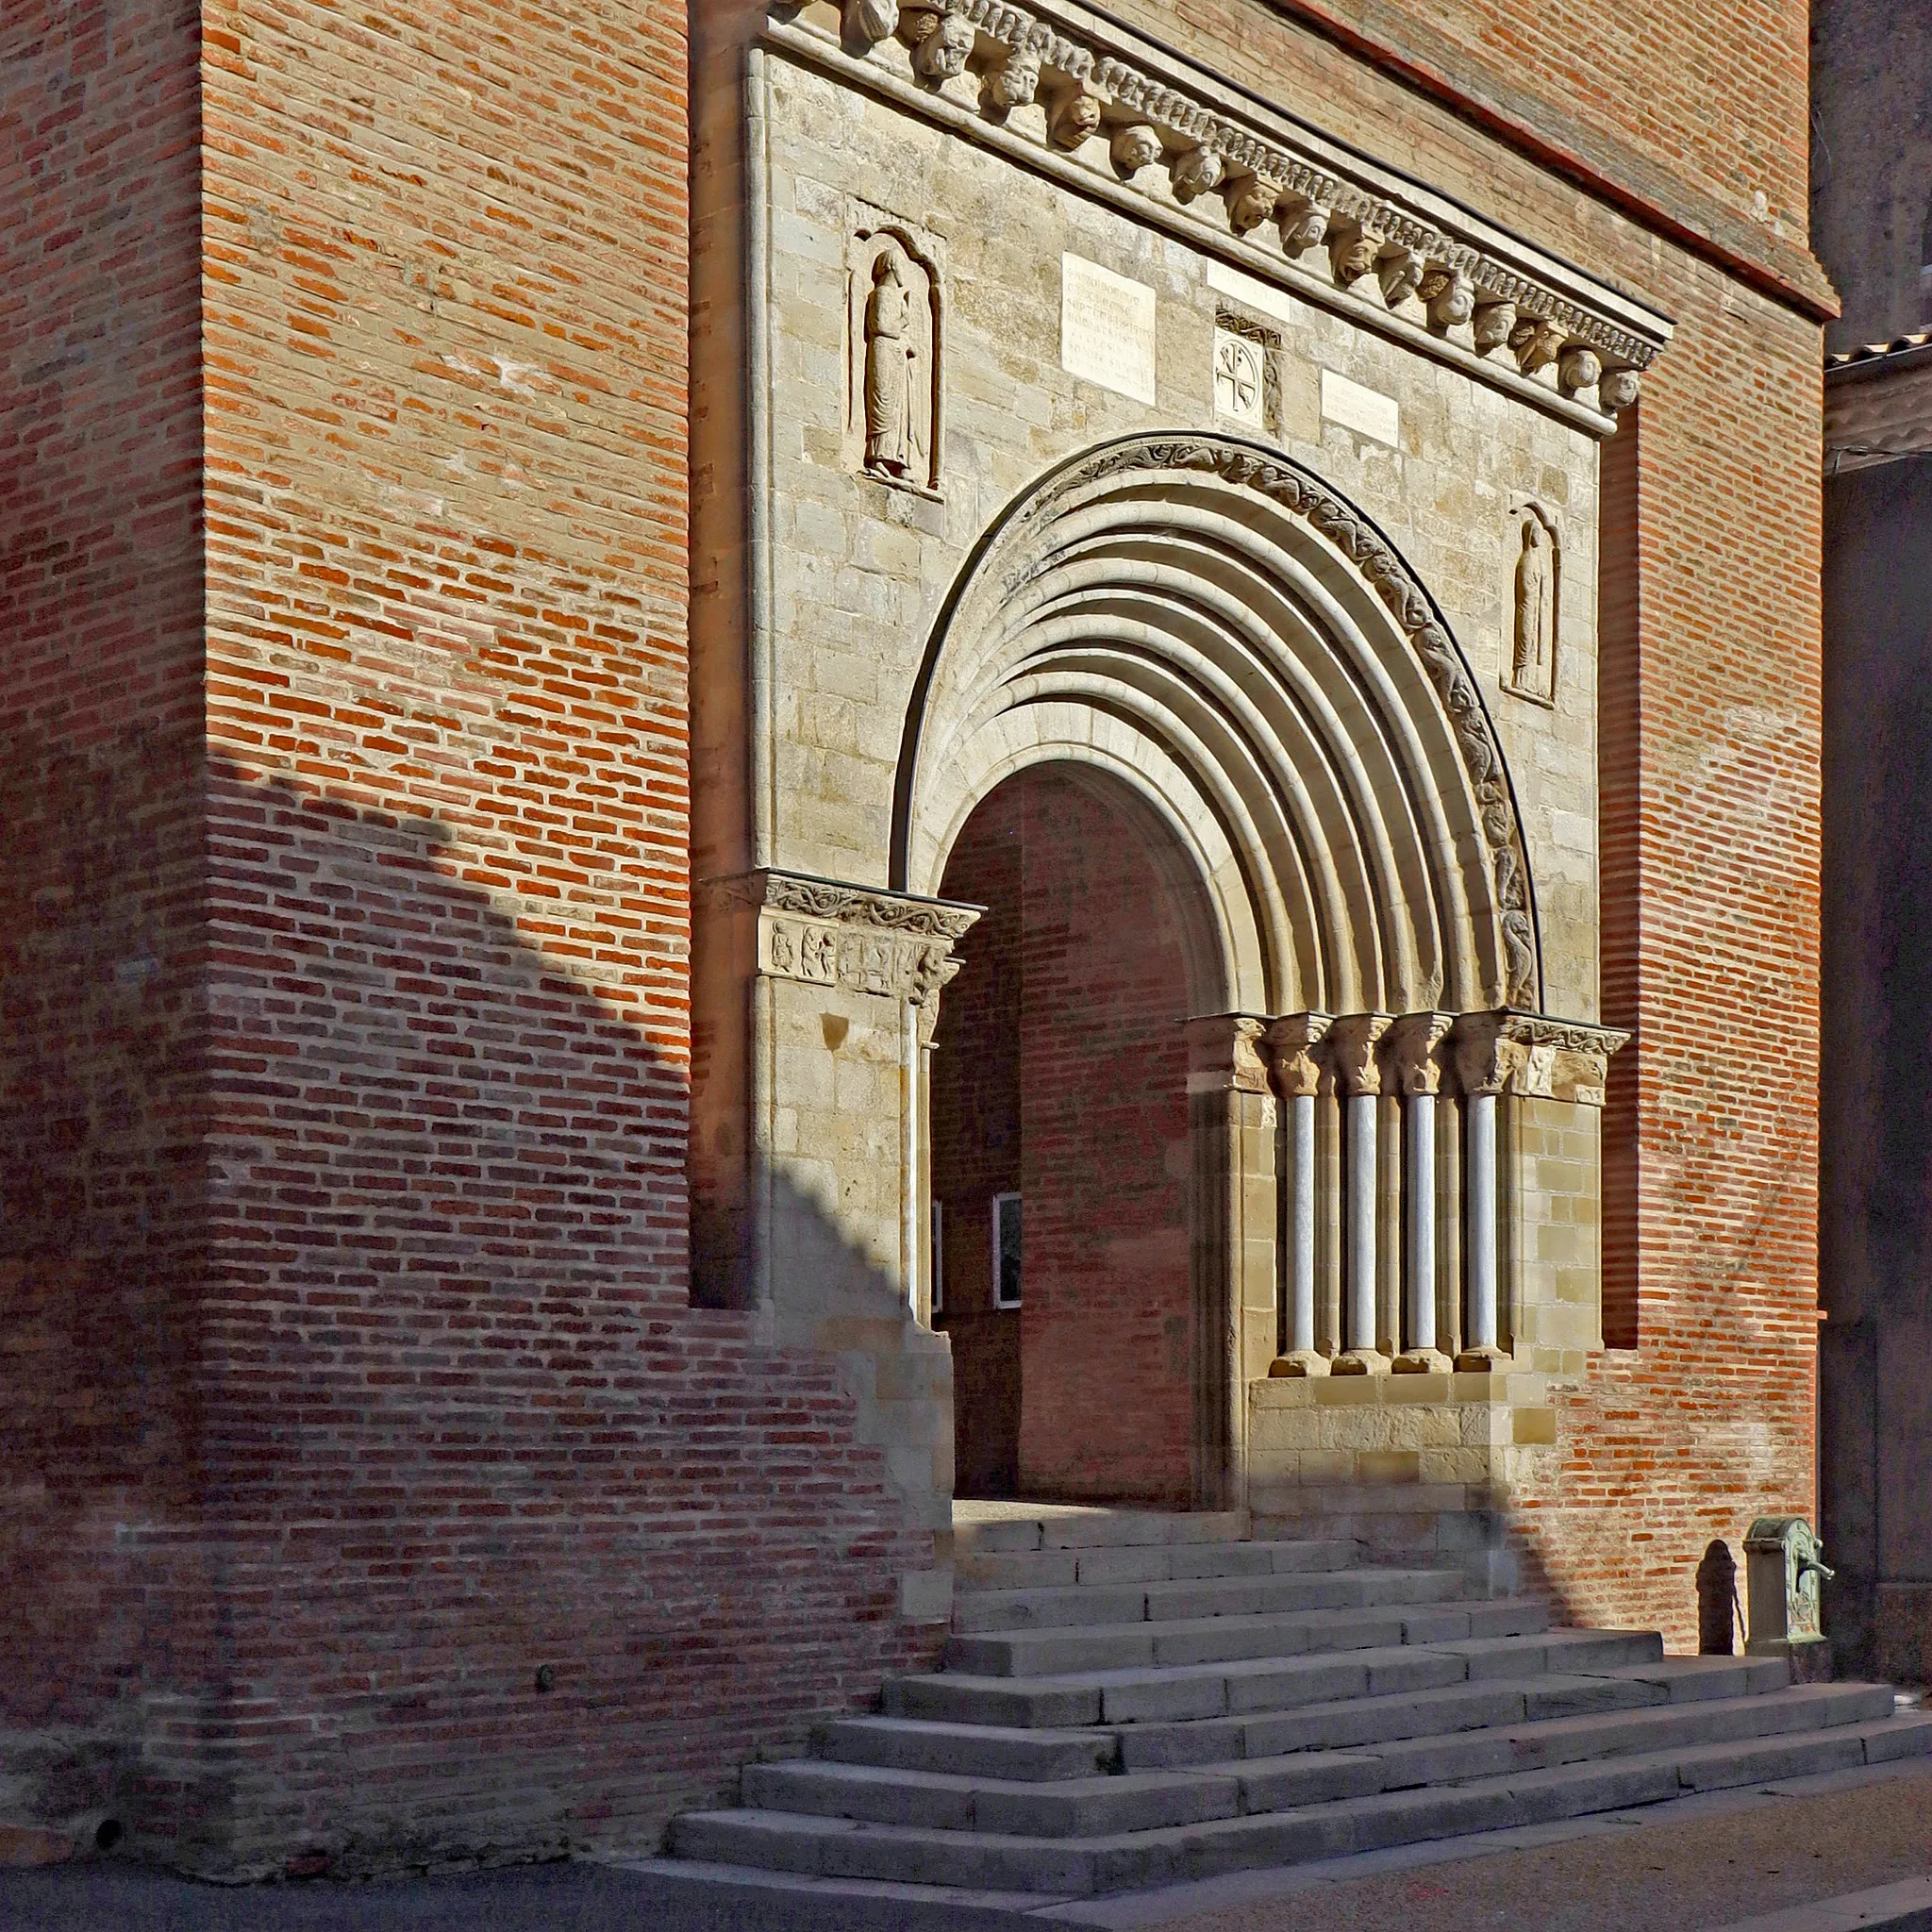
[1707,1877,1932,1930]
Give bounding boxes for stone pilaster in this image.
[1186,1015,1277,1510]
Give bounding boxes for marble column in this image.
[1451,1011,1520,1373]
[1265,1014,1330,1375]
[1383,1012,1455,1372]
[1324,1014,1392,1374]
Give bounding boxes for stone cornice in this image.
[769,1,1673,434]
[709,867,984,941]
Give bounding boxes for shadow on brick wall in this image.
[1,755,945,1878]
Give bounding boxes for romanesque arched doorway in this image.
[929,763,1219,1507]
[896,434,1557,1514]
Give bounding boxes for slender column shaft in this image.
[1465,1090,1499,1352]
[1288,1091,1317,1355]
[1346,1092,1377,1354]
[1405,1092,1438,1355]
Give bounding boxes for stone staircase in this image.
[668,1505,1932,1900]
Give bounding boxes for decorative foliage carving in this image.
[774,0,1667,423]
[1020,438,1544,1007]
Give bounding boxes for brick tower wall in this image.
[3,0,946,1875]
[0,0,214,1824]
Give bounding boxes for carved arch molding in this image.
[894,434,1542,1014]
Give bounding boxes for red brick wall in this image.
[3,0,947,1874]
[1018,773,1197,1507]
[0,0,211,1804]
[934,768,1198,1509]
[932,788,1024,1498]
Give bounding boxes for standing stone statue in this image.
[864,252,917,480]
[1512,514,1554,696]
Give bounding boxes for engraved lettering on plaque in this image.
[1060,253,1158,405]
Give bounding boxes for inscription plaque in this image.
[1060,253,1158,404]
[1320,368,1401,446]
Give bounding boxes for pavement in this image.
[3,1757,1931,1932]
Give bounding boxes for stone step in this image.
[951,1563,1465,1636]
[944,1596,1547,1678]
[1115,1657,1790,1768]
[953,1506,1246,1558]
[884,1628,1664,1729]
[673,1713,1932,1896]
[956,1537,1357,1594]
[816,1655,1785,1782]
[754,1684,1893,1840]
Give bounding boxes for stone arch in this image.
[893,434,1543,1018]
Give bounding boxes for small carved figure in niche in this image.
[864,251,917,479]
[1509,511,1557,703]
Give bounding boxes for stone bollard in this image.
[1696,1539,1739,1655]
[1744,1516,1836,1681]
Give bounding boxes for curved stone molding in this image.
[767,0,1673,431]
[897,433,1545,1015]
[1042,437,1542,1008]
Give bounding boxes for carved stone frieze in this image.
[769,0,1673,430]
[708,870,982,1016]
[1009,438,1542,1006]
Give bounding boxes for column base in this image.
[1268,1351,1330,1378]
[1392,1348,1453,1374]
[1453,1343,1511,1374]
[1330,1348,1391,1376]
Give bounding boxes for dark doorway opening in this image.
[930,764,1203,1506]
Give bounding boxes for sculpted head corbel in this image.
[1109,122,1165,177]
[1224,174,1281,234]
[1047,83,1105,149]
[1275,194,1331,258]
[1375,246,1425,309]
[1509,314,1567,376]
[1600,365,1642,413]
[1326,221,1381,291]
[1471,298,1516,356]
[1419,267,1474,333]
[986,39,1041,108]
[1170,143,1224,203]
[910,9,976,78]
[1557,344,1603,396]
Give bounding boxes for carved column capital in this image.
[1262,1010,1332,1097]
[1449,1008,1630,1102]
[1380,1010,1455,1095]
[1323,1012,1393,1096]
[1186,1013,1273,1095]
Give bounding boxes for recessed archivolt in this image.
[893,435,1542,1018]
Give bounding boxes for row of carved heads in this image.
[840,0,1642,412]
